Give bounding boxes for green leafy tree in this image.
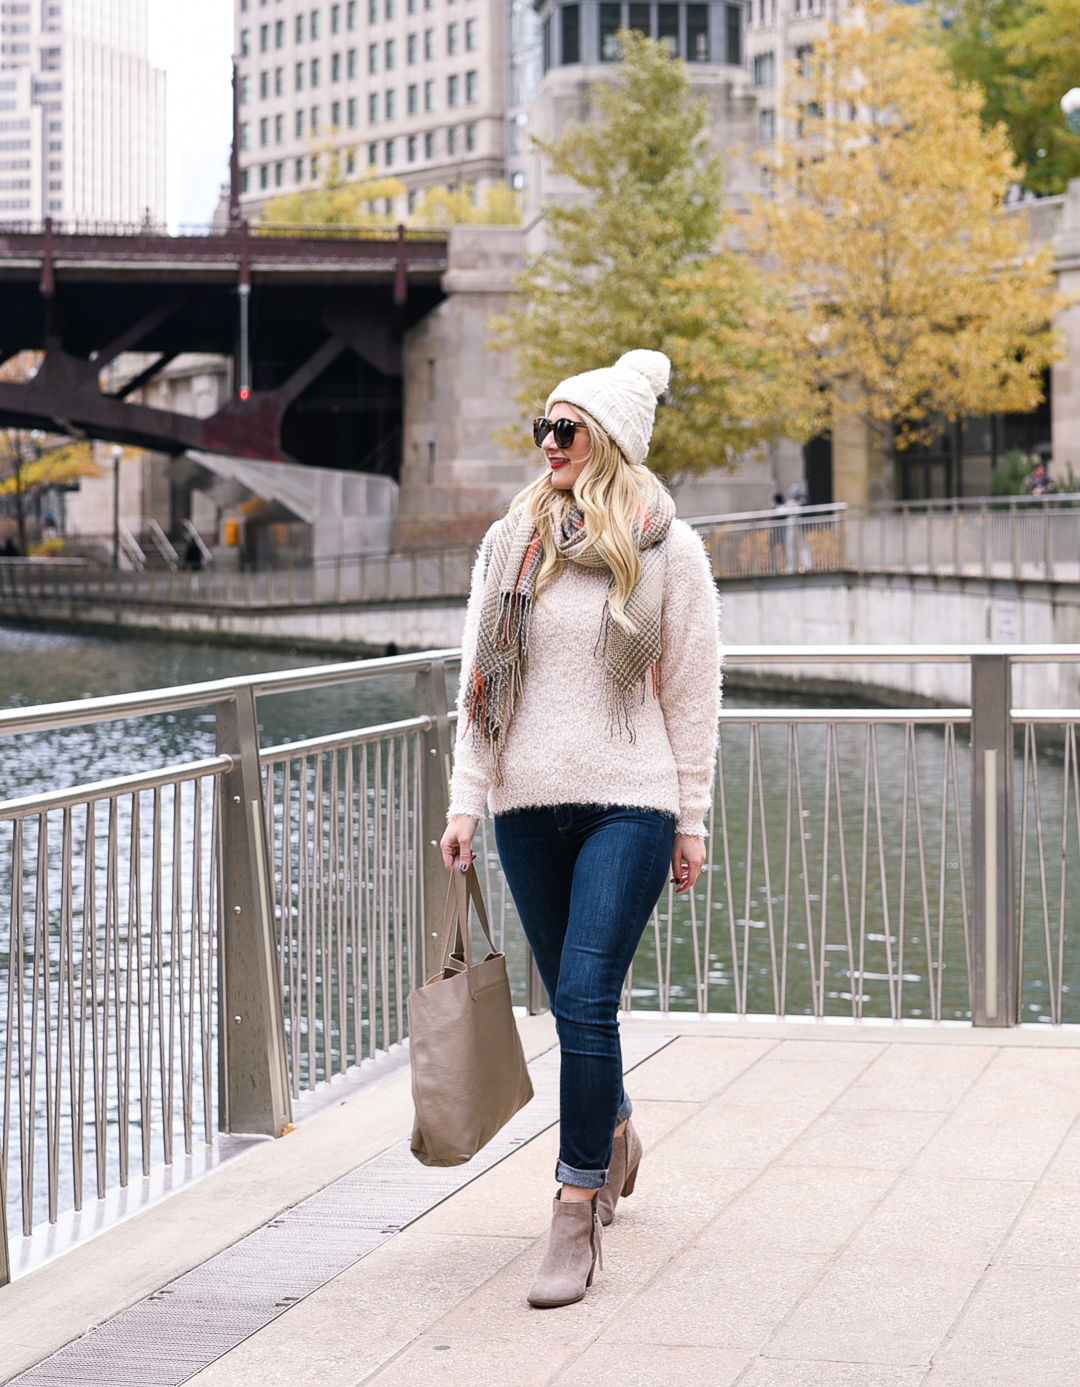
[261,143,406,225]
[490,30,821,484]
[408,182,521,226]
[931,0,1080,195]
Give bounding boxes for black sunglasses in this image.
[533,417,590,449]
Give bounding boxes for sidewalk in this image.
[9,1017,1080,1386]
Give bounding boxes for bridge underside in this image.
[0,227,447,476]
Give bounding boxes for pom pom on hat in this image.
[614,349,671,398]
[545,349,671,466]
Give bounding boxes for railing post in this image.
[215,686,293,1134]
[970,654,1017,1027]
[415,658,453,985]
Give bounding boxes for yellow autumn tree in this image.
[261,143,406,226]
[0,434,100,555]
[749,0,1065,491]
[408,182,521,227]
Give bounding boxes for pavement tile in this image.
[361,1335,579,1386]
[595,1245,827,1349]
[621,1037,777,1103]
[765,1255,987,1366]
[999,1179,1080,1265]
[771,1040,886,1065]
[777,1107,945,1171]
[844,1174,1031,1265]
[832,1042,995,1113]
[928,1262,1080,1371]
[910,1115,1074,1181]
[1037,1117,1080,1187]
[550,1343,751,1386]
[695,1165,895,1258]
[180,1231,534,1387]
[741,1361,927,1387]
[716,1057,869,1111]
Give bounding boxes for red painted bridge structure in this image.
[0,220,449,474]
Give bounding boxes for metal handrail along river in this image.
[3,644,1080,1286]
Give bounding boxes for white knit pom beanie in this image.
[545,349,671,467]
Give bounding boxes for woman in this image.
[440,349,721,1308]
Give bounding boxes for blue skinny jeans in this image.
[494,803,675,1188]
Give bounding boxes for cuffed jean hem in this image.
[617,1095,633,1124]
[555,1160,608,1190]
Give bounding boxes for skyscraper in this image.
[0,0,165,224]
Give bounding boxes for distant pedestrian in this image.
[441,350,720,1309]
[1,537,19,558]
[184,537,204,571]
[769,492,786,571]
[1022,460,1058,497]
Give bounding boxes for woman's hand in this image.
[441,815,479,872]
[671,834,706,894]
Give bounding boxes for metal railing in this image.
[694,494,1080,583]
[2,642,1080,1284]
[0,546,476,609]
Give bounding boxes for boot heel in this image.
[621,1162,639,1198]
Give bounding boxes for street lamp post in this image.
[111,444,121,569]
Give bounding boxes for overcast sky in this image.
[147,0,235,229]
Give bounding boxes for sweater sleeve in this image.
[658,521,722,838]
[446,525,499,821]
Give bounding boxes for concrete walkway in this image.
[8,1017,1080,1385]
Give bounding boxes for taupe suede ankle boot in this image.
[597,1118,642,1227]
[527,1192,603,1308]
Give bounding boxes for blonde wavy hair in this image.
[506,405,667,634]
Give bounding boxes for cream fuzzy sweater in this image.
[447,517,722,837]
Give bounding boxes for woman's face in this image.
[541,402,593,491]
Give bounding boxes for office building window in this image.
[509,112,525,153]
[241,28,250,56]
[311,105,320,131]
[275,18,284,46]
[447,125,457,154]
[332,98,341,124]
[686,4,708,59]
[295,62,304,90]
[275,112,284,140]
[369,43,378,72]
[424,130,434,157]
[753,51,773,84]
[275,161,284,185]
[260,70,269,98]
[560,5,578,62]
[259,116,269,144]
[347,146,357,172]
[726,3,741,62]
[347,0,357,27]
[408,133,417,161]
[385,0,395,15]
[369,142,378,165]
[385,88,395,118]
[408,32,417,62]
[240,121,250,149]
[275,66,284,94]
[260,22,269,51]
[260,164,269,189]
[465,120,475,150]
[759,107,775,141]
[447,20,459,53]
[408,82,418,113]
[295,109,304,137]
[385,37,395,68]
[348,48,357,76]
[599,3,620,59]
[628,3,649,35]
[311,57,320,85]
[424,78,434,109]
[424,28,433,58]
[295,13,303,41]
[465,17,477,49]
[465,69,477,101]
[332,52,341,79]
[369,91,378,121]
[543,14,551,70]
[368,0,376,19]
[331,2,340,32]
[241,167,249,191]
[408,0,416,12]
[295,157,304,180]
[311,8,320,39]
[347,96,357,124]
[447,73,459,105]
[658,3,678,54]
[385,138,394,164]
[241,74,251,102]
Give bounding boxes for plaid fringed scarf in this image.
[464,487,676,777]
